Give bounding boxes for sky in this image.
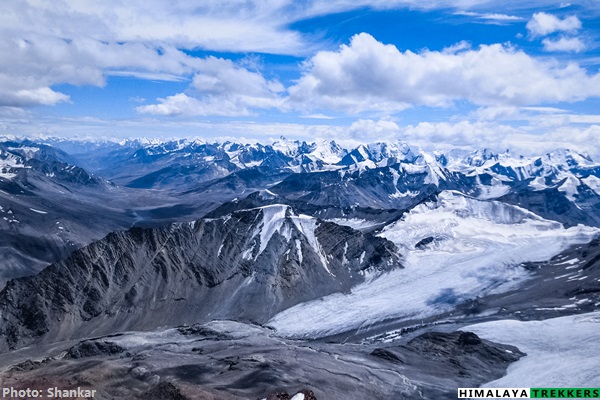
[1,0,600,156]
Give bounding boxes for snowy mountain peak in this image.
[239,204,329,271]
[367,141,419,163]
[303,139,346,164]
[0,148,27,180]
[463,148,498,167]
[541,149,595,168]
[271,137,301,157]
[250,204,294,256]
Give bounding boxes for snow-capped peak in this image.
[241,205,333,274]
[305,139,346,164]
[541,149,594,169]
[0,148,26,180]
[271,136,301,157]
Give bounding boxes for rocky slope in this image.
[0,205,401,351]
[0,321,524,400]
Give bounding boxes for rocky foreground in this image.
[0,321,523,400]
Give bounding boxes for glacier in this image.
[267,191,599,338]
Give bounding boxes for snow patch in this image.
[291,214,332,275]
[242,243,255,260]
[252,205,291,257]
[558,176,580,202]
[258,189,278,200]
[467,312,600,388]
[326,218,381,231]
[295,239,303,264]
[476,176,510,200]
[583,175,600,194]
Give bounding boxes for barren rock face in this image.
[0,205,401,352]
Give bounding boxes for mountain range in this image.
[0,135,599,399]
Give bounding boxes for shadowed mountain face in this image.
[0,141,141,286]
[0,205,401,351]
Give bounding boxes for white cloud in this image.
[0,0,302,110]
[0,0,598,120]
[107,71,189,82]
[301,114,335,119]
[0,87,70,108]
[542,37,586,53]
[472,106,568,122]
[0,1,306,55]
[455,11,524,23]
[0,32,204,108]
[136,93,254,117]
[347,119,401,140]
[526,12,582,37]
[191,57,284,105]
[289,33,600,113]
[400,119,600,158]
[138,57,285,117]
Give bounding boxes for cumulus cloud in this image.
[0,32,204,108]
[136,93,254,117]
[191,57,285,107]
[289,33,600,113]
[526,12,582,37]
[542,36,586,52]
[347,119,401,140]
[397,119,600,159]
[0,0,302,110]
[138,57,285,117]
[0,87,70,108]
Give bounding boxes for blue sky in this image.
[1,0,599,156]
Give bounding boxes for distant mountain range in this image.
[1,136,599,282]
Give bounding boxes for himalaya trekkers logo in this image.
[458,388,600,398]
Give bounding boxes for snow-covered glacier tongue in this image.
[267,191,599,338]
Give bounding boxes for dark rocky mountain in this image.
[0,140,141,286]
[499,183,600,227]
[0,140,101,186]
[0,204,401,351]
[206,189,406,229]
